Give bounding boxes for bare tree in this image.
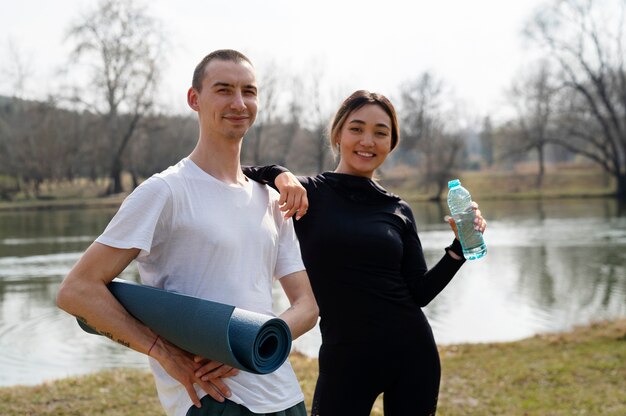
[399,72,464,199]
[65,0,163,194]
[273,76,304,166]
[0,97,78,197]
[244,61,283,165]
[398,72,443,166]
[1,39,32,98]
[128,113,197,180]
[505,61,557,188]
[479,116,495,168]
[308,76,333,173]
[526,0,626,197]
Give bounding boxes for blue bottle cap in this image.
[448,179,460,188]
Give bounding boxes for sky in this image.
[0,0,548,120]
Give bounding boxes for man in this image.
[56,49,318,416]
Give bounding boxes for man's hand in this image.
[275,172,308,220]
[194,357,239,388]
[150,337,237,408]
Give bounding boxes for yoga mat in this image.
[77,278,292,374]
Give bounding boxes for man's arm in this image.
[277,270,319,339]
[56,242,234,408]
[196,271,318,383]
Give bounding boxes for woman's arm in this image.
[243,165,309,220]
[403,234,465,307]
[403,201,487,306]
[401,205,465,307]
[242,165,289,188]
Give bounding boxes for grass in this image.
[1,319,624,415]
[382,165,615,201]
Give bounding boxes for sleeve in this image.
[273,217,306,280]
[96,176,172,258]
[400,202,465,307]
[242,165,290,190]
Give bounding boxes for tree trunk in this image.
[616,173,626,200]
[108,160,123,195]
[536,145,545,189]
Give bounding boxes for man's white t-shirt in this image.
[96,158,306,416]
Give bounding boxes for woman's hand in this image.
[445,201,487,240]
[275,172,308,220]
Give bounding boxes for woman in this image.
[244,90,486,415]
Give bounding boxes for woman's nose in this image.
[360,133,374,146]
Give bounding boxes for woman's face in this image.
[334,104,393,178]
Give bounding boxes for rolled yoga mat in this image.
[77,278,292,374]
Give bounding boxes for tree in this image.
[526,0,626,198]
[307,75,333,173]
[65,0,163,194]
[1,39,32,99]
[505,61,557,189]
[0,97,80,197]
[398,72,443,166]
[479,116,495,168]
[245,61,281,165]
[399,72,464,199]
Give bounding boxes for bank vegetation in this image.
[1,319,624,415]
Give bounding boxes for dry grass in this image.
[382,165,614,201]
[1,320,624,415]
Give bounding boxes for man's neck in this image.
[188,133,247,185]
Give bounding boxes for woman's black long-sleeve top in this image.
[244,167,465,347]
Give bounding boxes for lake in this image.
[1,198,625,386]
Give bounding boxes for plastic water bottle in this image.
[447,179,487,260]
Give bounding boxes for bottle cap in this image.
[448,179,460,188]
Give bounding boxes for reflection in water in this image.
[0,199,625,386]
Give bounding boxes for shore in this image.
[1,319,624,415]
[0,165,615,212]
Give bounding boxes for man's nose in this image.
[230,91,246,111]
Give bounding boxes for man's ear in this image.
[187,87,199,111]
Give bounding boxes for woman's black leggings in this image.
[311,341,441,416]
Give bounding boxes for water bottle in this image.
[447,179,487,260]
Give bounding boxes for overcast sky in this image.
[0,0,548,119]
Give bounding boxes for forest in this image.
[1,0,625,200]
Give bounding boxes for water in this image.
[1,199,626,386]
[447,180,487,259]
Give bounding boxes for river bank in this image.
[0,166,615,212]
[1,319,624,415]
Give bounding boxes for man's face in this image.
[189,59,258,140]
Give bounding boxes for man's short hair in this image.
[192,49,254,92]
